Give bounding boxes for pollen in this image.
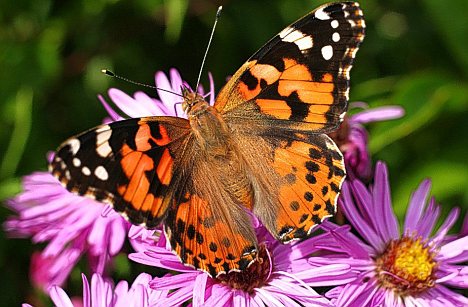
[216,244,271,293]
[375,236,437,295]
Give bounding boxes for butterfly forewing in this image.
[216,2,365,134]
[50,116,191,227]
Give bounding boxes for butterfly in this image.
[49,2,365,277]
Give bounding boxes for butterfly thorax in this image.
[183,90,254,208]
[183,91,231,155]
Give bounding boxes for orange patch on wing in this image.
[256,99,291,120]
[120,144,141,177]
[283,58,300,70]
[322,73,333,82]
[278,80,334,105]
[281,63,312,81]
[238,81,262,101]
[119,149,154,210]
[250,64,281,84]
[156,148,173,185]
[141,193,154,212]
[155,124,171,146]
[135,123,172,151]
[238,63,281,101]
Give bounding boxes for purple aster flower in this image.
[321,161,468,306]
[129,218,355,306]
[4,69,213,291]
[47,273,167,306]
[4,172,129,291]
[328,103,404,180]
[98,68,215,121]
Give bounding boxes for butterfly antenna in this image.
[101,69,184,98]
[195,6,223,91]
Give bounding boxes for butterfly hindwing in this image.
[164,192,258,277]
[228,128,345,243]
[50,116,191,227]
[216,2,365,133]
[262,132,345,242]
[164,148,259,277]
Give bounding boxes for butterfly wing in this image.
[214,2,365,241]
[216,2,365,133]
[163,144,258,277]
[49,116,191,228]
[235,130,345,243]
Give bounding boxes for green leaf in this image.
[420,0,468,76]
[0,87,33,180]
[164,0,188,43]
[393,161,468,217]
[369,73,455,153]
[0,177,21,201]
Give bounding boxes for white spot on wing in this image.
[67,139,80,155]
[295,36,313,51]
[82,166,91,176]
[282,29,304,42]
[332,32,340,42]
[331,20,339,28]
[94,166,109,181]
[315,8,330,20]
[339,112,347,121]
[279,26,294,39]
[321,45,333,60]
[73,158,81,167]
[97,142,112,158]
[95,125,111,133]
[96,129,113,158]
[96,129,112,145]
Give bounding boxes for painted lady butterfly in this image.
[50,2,365,277]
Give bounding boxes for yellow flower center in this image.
[375,236,437,295]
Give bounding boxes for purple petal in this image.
[82,274,91,307]
[192,273,208,307]
[437,236,468,261]
[204,284,232,306]
[351,106,405,124]
[150,273,198,290]
[417,198,440,239]
[49,286,74,307]
[372,162,399,242]
[107,89,154,117]
[339,182,383,250]
[404,179,431,232]
[254,287,286,307]
[233,290,249,307]
[207,72,215,106]
[98,95,123,121]
[431,207,460,245]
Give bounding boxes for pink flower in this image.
[48,273,167,306]
[5,172,128,291]
[128,219,355,306]
[98,68,214,120]
[329,103,404,180]
[321,162,468,306]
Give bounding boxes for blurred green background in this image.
[1,0,467,305]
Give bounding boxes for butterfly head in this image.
[181,86,207,114]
